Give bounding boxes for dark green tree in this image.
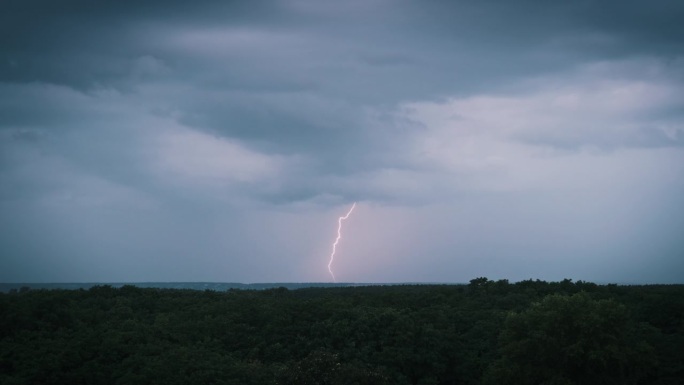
[484,292,654,385]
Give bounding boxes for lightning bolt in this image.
[327,202,356,283]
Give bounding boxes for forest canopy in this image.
[1,279,682,385]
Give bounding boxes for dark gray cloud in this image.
[5,0,682,93]
[1,0,683,283]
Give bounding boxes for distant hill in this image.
[0,281,426,293]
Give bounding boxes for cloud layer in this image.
[1,0,683,283]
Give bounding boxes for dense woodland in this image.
[1,279,682,385]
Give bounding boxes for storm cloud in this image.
[1,0,683,283]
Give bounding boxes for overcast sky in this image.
[1,0,683,284]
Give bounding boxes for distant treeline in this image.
[1,278,682,385]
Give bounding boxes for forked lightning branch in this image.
[327,202,356,282]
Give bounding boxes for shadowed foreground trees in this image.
[484,292,655,385]
[0,280,682,385]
